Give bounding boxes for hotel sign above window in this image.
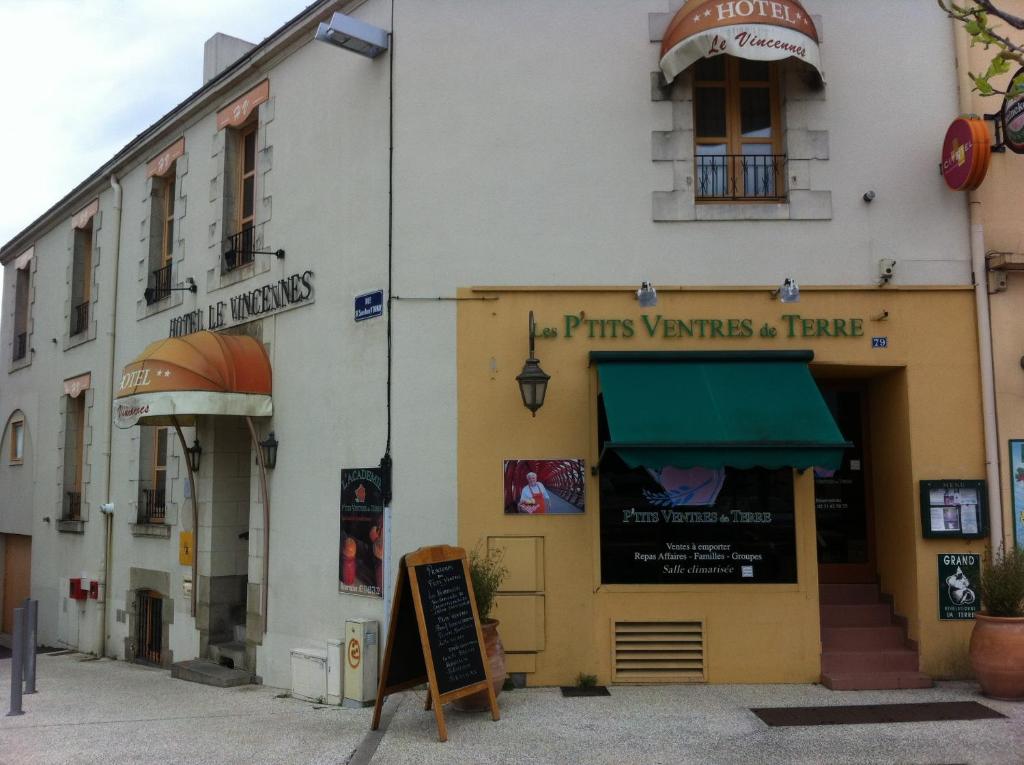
[168,270,314,337]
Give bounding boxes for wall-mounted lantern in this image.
[259,432,279,469]
[186,439,202,473]
[516,311,550,417]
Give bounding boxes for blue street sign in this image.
[355,290,384,322]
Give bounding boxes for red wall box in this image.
[69,578,88,600]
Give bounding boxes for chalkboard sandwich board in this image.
[371,544,499,742]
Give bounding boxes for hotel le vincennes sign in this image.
[533,313,868,342]
[168,270,314,337]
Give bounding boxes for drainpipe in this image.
[954,24,1004,550]
[99,174,123,658]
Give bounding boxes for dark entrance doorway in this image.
[136,590,163,665]
[814,384,876,584]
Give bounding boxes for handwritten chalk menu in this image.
[371,545,499,742]
[415,559,486,694]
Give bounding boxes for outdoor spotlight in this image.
[186,439,202,472]
[516,311,550,417]
[314,12,389,58]
[775,278,800,303]
[258,432,279,469]
[636,281,658,308]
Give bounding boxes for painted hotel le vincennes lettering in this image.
[538,313,865,341]
[168,270,314,337]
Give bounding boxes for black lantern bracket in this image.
[143,277,196,304]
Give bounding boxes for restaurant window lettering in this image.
[597,408,797,585]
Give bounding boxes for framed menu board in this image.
[371,545,499,742]
[919,480,987,539]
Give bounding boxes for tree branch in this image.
[974,0,1024,30]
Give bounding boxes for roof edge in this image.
[1,0,372,264]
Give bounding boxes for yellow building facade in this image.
[458,287,987,685]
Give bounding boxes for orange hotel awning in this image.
[660,0,823,85]
[115,331,272,428]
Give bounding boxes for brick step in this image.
[820,603,893,628]
[821,671,934,691]
[818,583,881,605]
[821,649,920,675]
[821,625,906,651]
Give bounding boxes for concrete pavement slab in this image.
[4,652,1024,764]
[373,682,1024,765]
[0,653,369,765]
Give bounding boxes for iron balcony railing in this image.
[71,301,90,336]
[64,491,82,521]
[13,332,26,361]
[145,263,173,305]
[139,488,166,524]
[223,225,257,273]
[695,153,786,201]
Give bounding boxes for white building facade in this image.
[0,1,991,690]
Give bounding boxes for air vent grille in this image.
[612,620,704,683]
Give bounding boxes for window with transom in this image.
[145,167,176,305]
[137,426,169,524]
[693,56,784,201]
[223,123,258,273]
[62,395,86,520]
[70,223,92,336]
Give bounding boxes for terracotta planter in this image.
[452,619,506,712]
[970,613,1024,700]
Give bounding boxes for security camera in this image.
[879,259,896,285]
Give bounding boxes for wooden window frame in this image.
[149,427,168,523]
[693,56,784,202]
[71,223,93,336]
[63,395,86,520]
[9,416,24,465]
[237,124,257,236]
[161,170,176,268]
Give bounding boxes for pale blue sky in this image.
[0,1,310,247]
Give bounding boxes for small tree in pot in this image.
[971,545,1024,699]
[454,544,508,711]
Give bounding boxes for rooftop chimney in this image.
[203,33,256,85]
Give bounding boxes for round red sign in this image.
[941,117,991,191]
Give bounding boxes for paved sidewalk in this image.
[3,652,1024,764]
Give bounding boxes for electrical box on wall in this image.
[68,578,88,601]
[344,618,379,706]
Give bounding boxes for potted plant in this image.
[970,545,1024,699]
[453,544,508,711]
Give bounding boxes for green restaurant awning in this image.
[593,351,851,471]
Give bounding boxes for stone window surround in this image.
[649,5,831,222]
[6,410,25,465]
[124,567,175,668]
[128,424,183,538]
[207,96,275,295]
[56,387,94,534]
[8,254,36,373]
[137,154,190,321]
[64,212,101,351]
